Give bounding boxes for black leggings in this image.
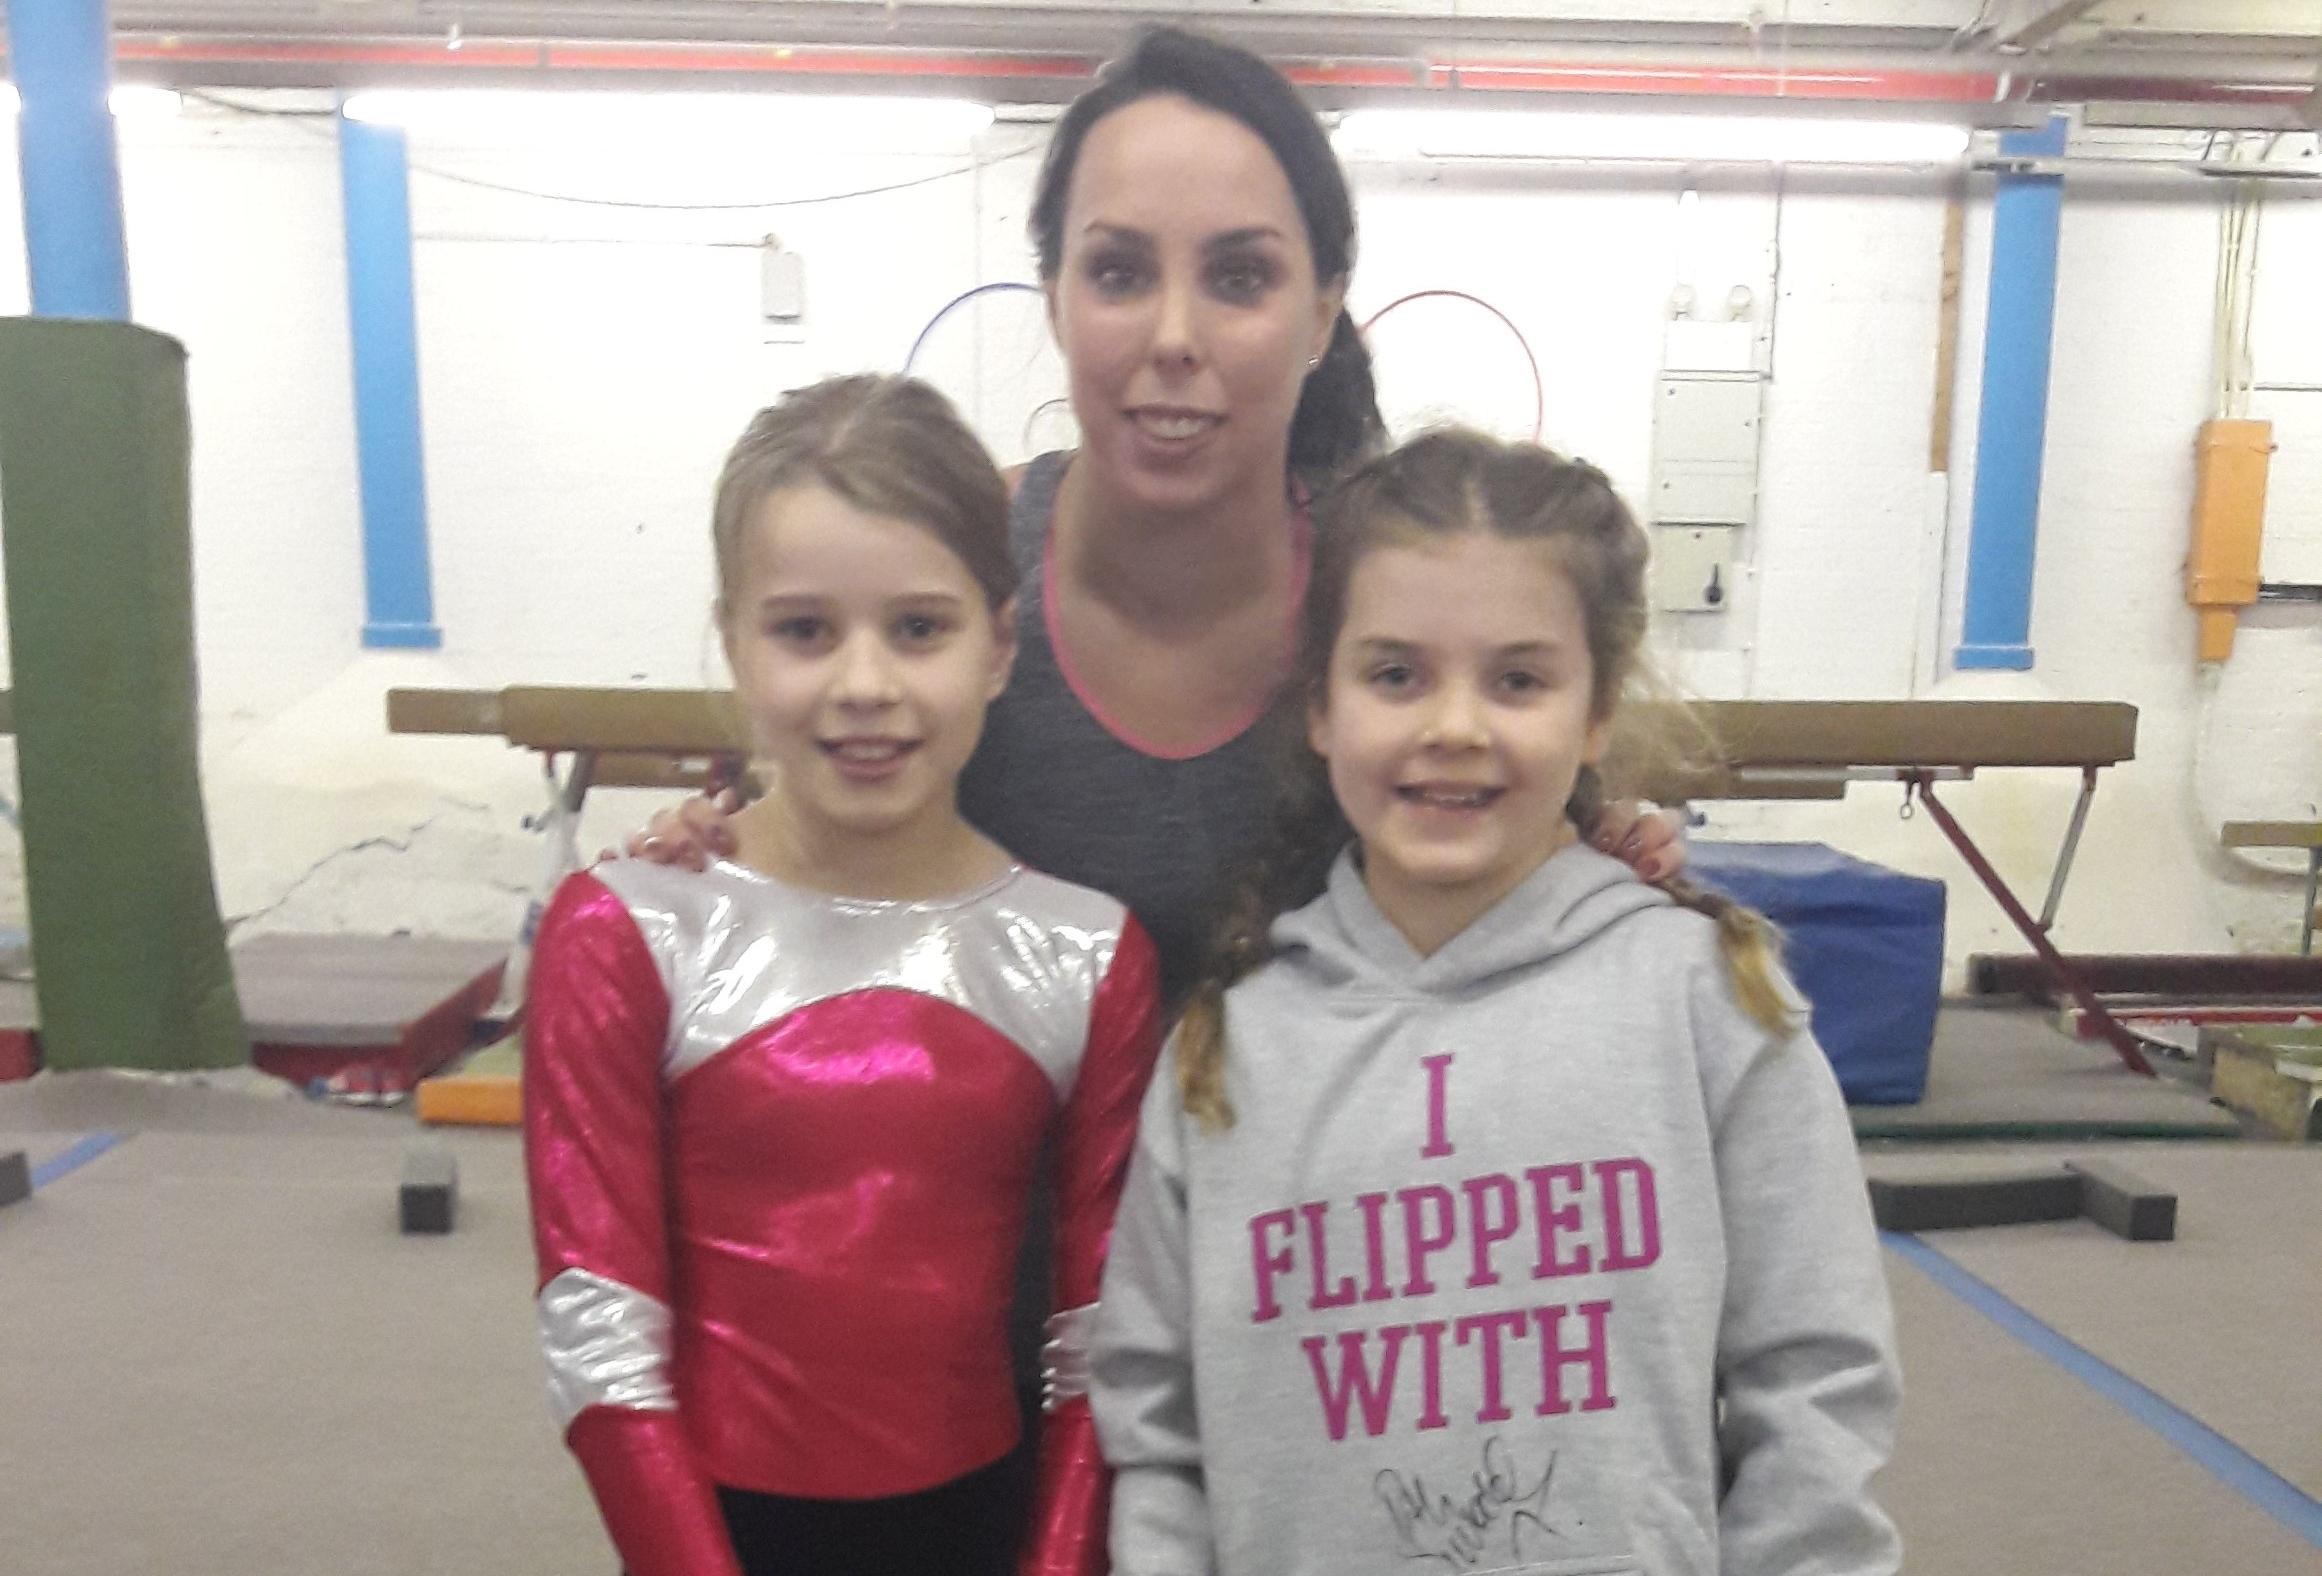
[710,1448,1029,1576]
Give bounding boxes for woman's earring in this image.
[1306,353,1322,372]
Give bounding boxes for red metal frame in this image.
[2064,1002,2322,1039]
[1906,769,2153,1077]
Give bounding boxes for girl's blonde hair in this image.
[1175,428,1793,1130]
[710,373,1018,623]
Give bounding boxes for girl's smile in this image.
[721,483,1016,894]
[1308,532,1609,956]
[820,735,921,782]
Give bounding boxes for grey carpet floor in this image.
[4,1075,2315,1575]
[1,1087,603,1576]
[1881,1241,2319,1574]
[1872,1140,2322,1501]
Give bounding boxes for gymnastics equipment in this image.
[399,1140,458,1234]
[1868,1160,2175,1240]
[0,320,248,1071]
[0,1149,29,1209]
[388,689,2148,1073]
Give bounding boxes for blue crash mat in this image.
[1690,841,1945,1105]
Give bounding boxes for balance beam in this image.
[386,688,2146,1072]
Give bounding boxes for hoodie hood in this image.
[1270,839,1672,997]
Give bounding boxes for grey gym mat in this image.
[1851,1003,2239,1139]
[0,1067,384,1137]
[1886,1141,2322,1502]
[0,1122,606,1576]
[7,1086,2313,1575]
[1881,1241,2321,1573]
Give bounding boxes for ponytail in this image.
[1567,764,1797,1038]
[1288,309,1386,491]
[1656,876,1798,1036]
[1173,896,1267,1132]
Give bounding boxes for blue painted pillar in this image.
[7,0,132,320]
[1956,115,2069,672]
[338,108,443,650]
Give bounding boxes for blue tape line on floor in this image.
[1886,1230,2322,1549]
[30,1130,128,1189]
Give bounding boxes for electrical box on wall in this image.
[1650,370,1760,616]
[1663,318,1761,375]
[1653,186,1772,645]
[1652,372,1760,524]
[1652,523,1738,613]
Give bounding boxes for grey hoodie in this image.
[1091,843,1901,1576]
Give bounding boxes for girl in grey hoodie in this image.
[1090,430,1901,1576]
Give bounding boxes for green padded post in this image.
[0,319,248,1070]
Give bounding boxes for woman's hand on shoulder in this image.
[1592,799,1686,883]
[613,787,741,872]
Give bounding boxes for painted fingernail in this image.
[641,836,664,855]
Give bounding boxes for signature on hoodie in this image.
[1374,1435,1563,1571]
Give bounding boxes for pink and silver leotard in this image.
[524,857,1162,1576]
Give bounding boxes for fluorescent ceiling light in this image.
[107,85,185,121]
[0,83,185,118]
[340,90,995,145]
[1336,109,1970,166]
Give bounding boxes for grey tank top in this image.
[957,452,1288,1010]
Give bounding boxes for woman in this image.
[634,27,1682,1003]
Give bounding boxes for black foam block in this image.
[1867,1169,2084,1232]
[2067,1160,2177,1242]
[399,1142,457,1235]
[0,1148,28,1208]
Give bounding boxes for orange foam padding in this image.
[2187,418,2271,662]
[415,1073,521,1128]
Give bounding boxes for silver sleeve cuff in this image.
[1041,1301,1099,1413]
[537,1266,678,1428]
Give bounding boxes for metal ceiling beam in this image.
[7,2,2310,124]
[1994,1,2108,52]
[100,3,1963,56]
[86,1,2322,61]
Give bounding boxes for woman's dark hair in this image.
[1028,26,1384,489]
[1172,429,1792,1128]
